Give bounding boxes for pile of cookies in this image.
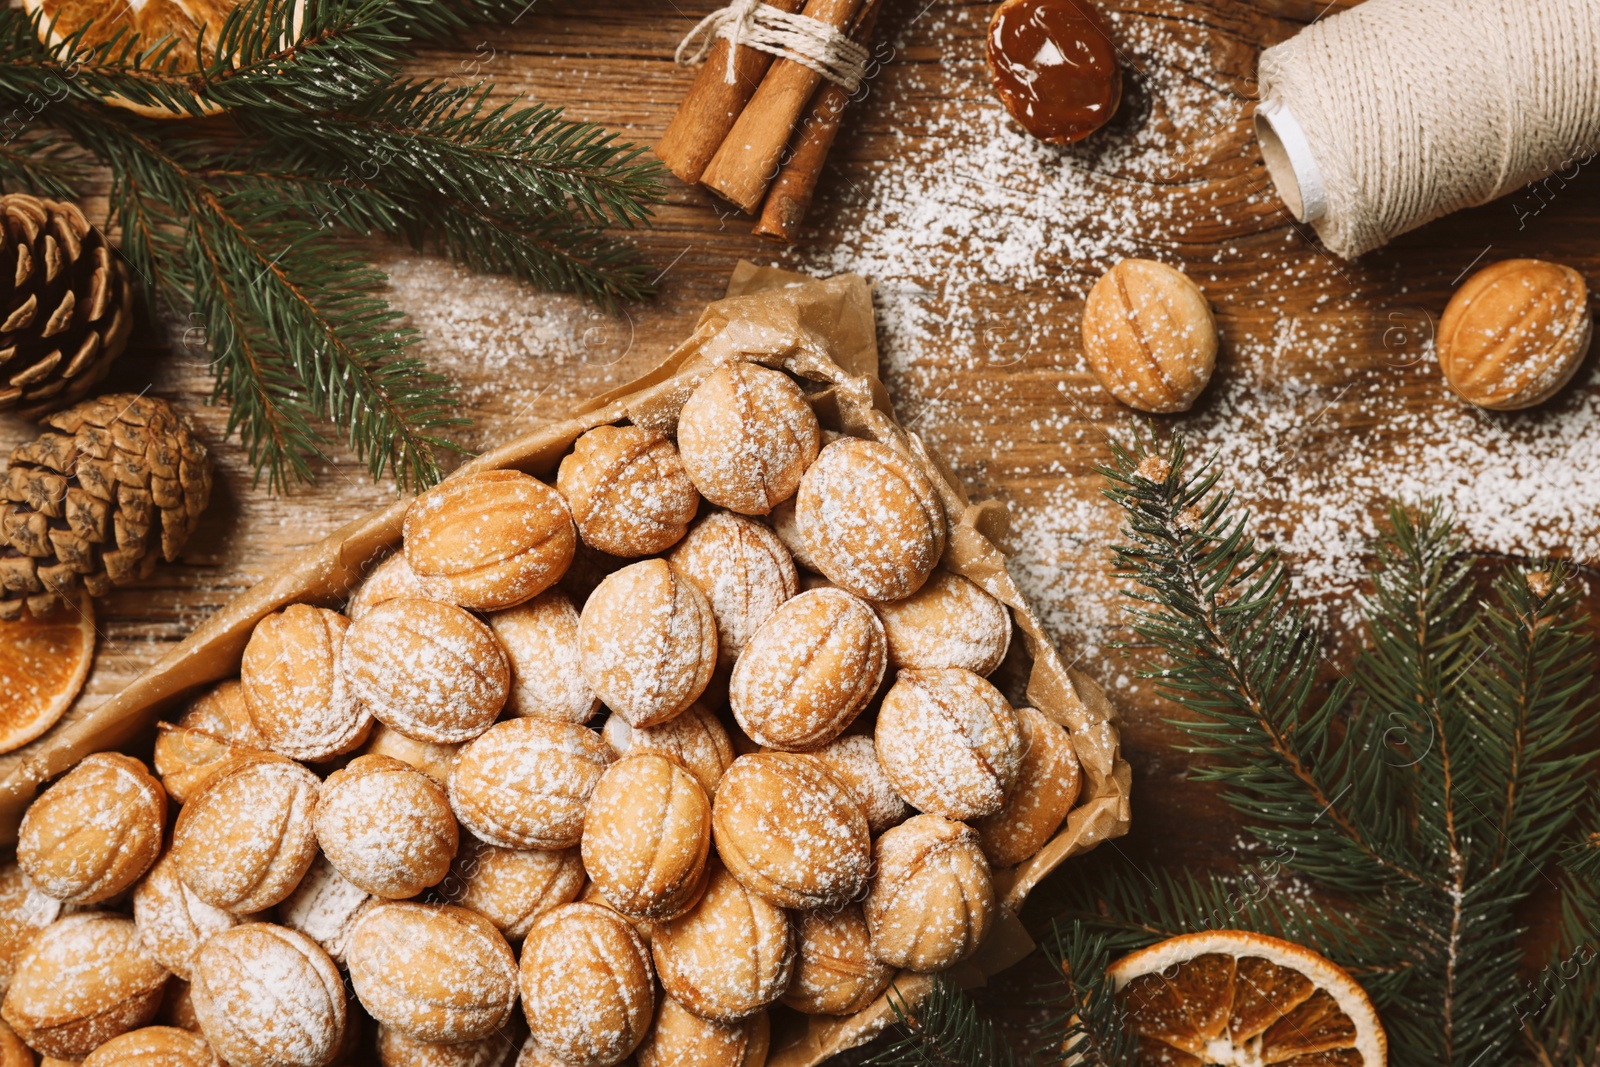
[0,360,1084,1067]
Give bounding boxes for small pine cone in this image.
[0,193,133,419]
[0,393,211,619]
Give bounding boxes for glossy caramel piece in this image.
[987,0,1121,144]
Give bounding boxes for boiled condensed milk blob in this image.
[986,0,1123,144]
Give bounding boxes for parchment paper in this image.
[0,263,1132,1066]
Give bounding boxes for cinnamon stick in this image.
[656,0,807,185]
[752,0,883,241]
[698,0,866,214]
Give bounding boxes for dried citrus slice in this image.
[1109,930,1387,1066]
[0,594,94,754]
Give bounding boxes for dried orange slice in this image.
[0,594,94,754]
[1109,930,1387,1066]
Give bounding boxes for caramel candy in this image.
[132,852,240,981]
[0,865,59,998]
[601,702,734,796]
[808,734,908,835]
[441,838,584,942]
[348,903,518,1044]
[358,722,461,786]
[241,604,371,762]
[171,756,320,913]
[404,469,576,612]
[557,425,700,557]
[519,903,655,1067]
[344,597,510,744]
[864,815,995,972]
[1438,258,1592,410]
[348,551,433,621]
[987,0,1121,144]
[582,754,711,922]
[278,855,375,965]
[490,591,601,724]
[18,752,165,905]
[676,362,821,515]
[728,588,885,751]
[82,1026,221,1067]
[652,863,792,1023]
[153,680,267,803]
[711,753,870,910]
[636,998,769,1067]
[191,923,346,1067]
[579,559,717,728]
[315,755,459,899]
[974,707,1082,867]
[874,668,1023,820]
[1081,259,1218,414]
[1,912,169,1058]
[781,903,894,1016]
[449,717,614,850]
[670,511,799,668]
[795,438,946,602]
[874,569,1012,675]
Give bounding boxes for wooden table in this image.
[7,0,1597,940]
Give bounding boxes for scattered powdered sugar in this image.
[809,734,911,835]
[314,758,457,898]
[521,903,655,1063]
[193,924,346,1065]
[600,702,736,796]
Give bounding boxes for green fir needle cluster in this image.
[863,434,1599,1067]
[0,0,664,490]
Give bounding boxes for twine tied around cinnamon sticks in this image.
[676,0,871,92]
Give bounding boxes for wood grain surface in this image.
[7,0,1598,904]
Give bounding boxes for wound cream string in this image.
[675,0,871,92]
[1254,0,1600,259]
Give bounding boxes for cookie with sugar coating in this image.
[153,680,266,803]
[579,559,717,728]
[519,902,654,1067]
[651,863,792,1023]
[132,851,240,981]
[314,755,458,899]
[0,864,59,999]
[670,511,798,668]
[489,591,600,724]
[974,707,1081,867]
[873,569,1012,675]
[18,752,165,905]
[781,903,894,1016]
[874,667,1023,820]
[441,838,584,942]
[807,734,908,835]
[277,854,375,965]
[449,717,613,851]
[241,604,371,762]
[348,551,434,621]
[636,997,769,1067]
[80,1026,221,1067]
[582,754,711,922]
[864,815,995,973]
[191,923,346,1067]
[171,755,320,913]
[601,702,734,796]
[357,722,460,786]
[379,1022,523,1067]
[558,424,701,557]
[676,361,821,516]
[794,438,946,601]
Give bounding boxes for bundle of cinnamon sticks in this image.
[656,0,885,242]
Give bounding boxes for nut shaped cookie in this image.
[873,569,1012,675]
[278,855,375,965]
[795,438,946,601]
[601,702,734,796]
[347,903,518,1044]
[652,863,792,1022]
[578,559,717,728]
[974,707,1081,868]
[519,903,654,1067]
[676,362,822,516]
[348,551,433,621]
[404,469,576,612]
[171,756,320,913]
[781,903,894,1016]
[0,864,60,998]
[808,735,909,835]
[557,425,700,557]
[315,755,459,899]
[81,1026,221,1067]
[1438,258,1592,410]
[712,753,870,910]
[377,1023,521,1067]
[442,839,584,942]
[1,912,169,1058]
[728,588,885,750]
[874,668,1023,820]
[582,755,711,922]
[344,598,510,744]
[864,815,995,972]
[153,680,267,803]
[18,752,165,905]
[636,998,770,1067]
[191,923,346,1067]
[449,717,614,850]
[489,591,601,724]
[670,511,799,667]
[1081,258,1218,413]
[241,604,371,762]
[132,852,240,981]
[358,723,461,786]
[0,1020,30,1067]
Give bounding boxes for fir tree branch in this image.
[868,980,1025,1067]
[1040,922,1137,1067]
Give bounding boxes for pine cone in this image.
[0,394,212,620]
[0,194,133,419]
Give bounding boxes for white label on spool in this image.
[1254,96,1330,224]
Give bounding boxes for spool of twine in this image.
[1255,0,1600,260]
